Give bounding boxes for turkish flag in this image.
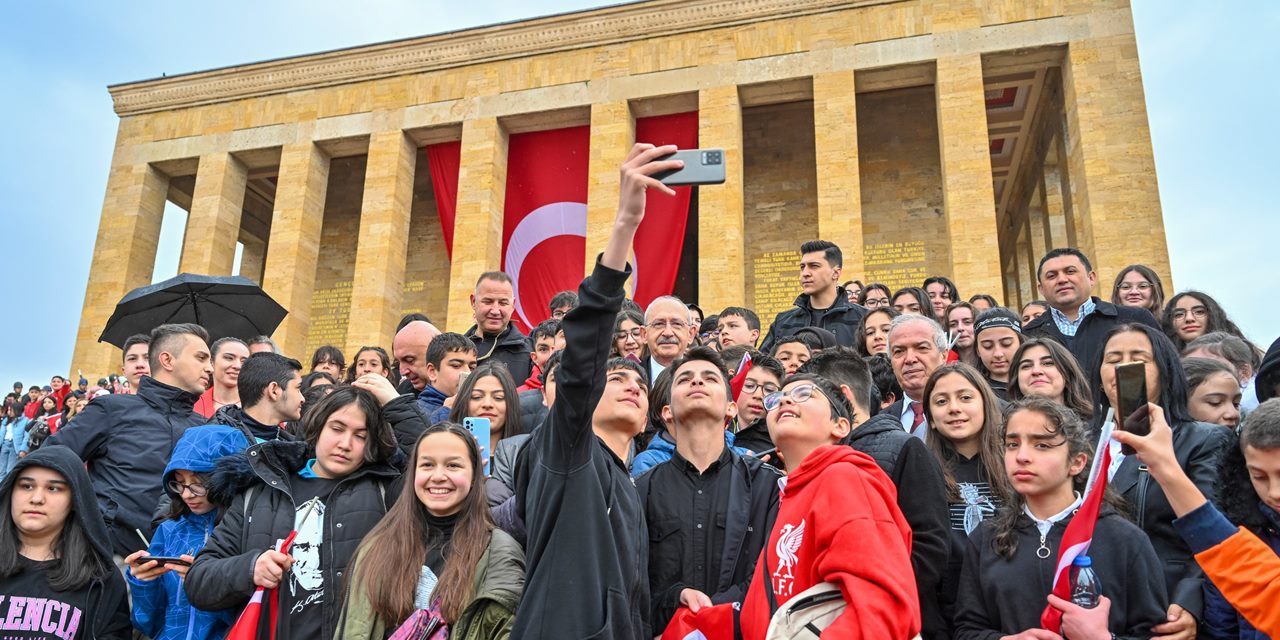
[502,126,590,333]
[634,112,697,310]
[425,141,462,260]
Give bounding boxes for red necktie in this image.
[910,401,925,432]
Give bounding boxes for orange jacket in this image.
[1196,527,1280,636]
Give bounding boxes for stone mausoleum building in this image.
[73,0,1170,377]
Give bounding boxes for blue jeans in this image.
[0,439,18,484]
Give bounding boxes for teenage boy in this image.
[415,332,478,421]
[513,143,683,640]
[731,351,785,455]
[636,346,781,634]
[717,307,762,349]
[804,347,951,639]
[520,319,561,392]
[739,373,920,638]
[213,352,304,444]
[759,240,867,352]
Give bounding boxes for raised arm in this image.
[541,144,682,470]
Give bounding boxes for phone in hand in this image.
[1114,362,1151,456]
[133,555,191,567]
[652,149,727,186]
[463,417,492,476]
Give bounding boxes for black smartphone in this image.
[134,555,191,567]
[1114,362,1150,455]
[652,149,726,186]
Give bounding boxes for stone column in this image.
[238,236,267,284]
[346,131,416,354]
[1028,195,1050,263]
[936,54,1003,301]
[262,142,330,358]
[1039,171,1067,248]
[180,152,248,274]
[445,118,508,333]
[585,101,633,274]
[71,162,169,378]
[813,71,864,280]
[697,85,745,311]
[1062,28,1170,289]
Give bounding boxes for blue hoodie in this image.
[127,424,247,640]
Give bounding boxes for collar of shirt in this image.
[1023,492,1084,537]
[650,357,667,379]
[1049,297,1097,337]
[672,446,733,478]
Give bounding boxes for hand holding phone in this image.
[652,149,727,186]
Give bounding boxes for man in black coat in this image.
[465,271,533,384]
[47,323,212,558]
[1023,247,1159,370]
[513,143,684,640]
[803,348,952,640]
[759,240,867,352]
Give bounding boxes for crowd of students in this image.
[1,144,1278,639]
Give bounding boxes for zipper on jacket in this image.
[1136,464,1150,529]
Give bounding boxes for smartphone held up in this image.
[1113,362,1152,455]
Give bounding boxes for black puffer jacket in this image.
[844,412,951,640]
[46,376,206,556]
[1257,335,1280,403]
[211,404,296,444]
[759,286,867,353]
[184,440,401,638]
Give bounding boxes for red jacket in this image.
[739,445,920,639]
[192,387,217,418]
[517,363,543,393]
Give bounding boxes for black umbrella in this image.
[98,273,288,348]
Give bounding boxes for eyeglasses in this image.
[614,328,643,341]
[551,310,569,319]
[1117,282,1152,292]
[764,383,829,412]
[1171,307,1208,321]
[864,298,889,308]
[742,380,781,396]
[648,320,690,332]
[168,480,207,497]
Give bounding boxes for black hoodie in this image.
[512,260,650,640]
[0,445,130,638]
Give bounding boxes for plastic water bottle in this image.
[1069,555,1102,608]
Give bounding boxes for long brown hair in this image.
[1007,338,1095,420]
[1110,264,1166,316]
[922,364,1012,505]
[346,423,493,624]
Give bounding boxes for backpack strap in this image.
[759,545,779,615]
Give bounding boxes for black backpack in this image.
[25,418,51,452]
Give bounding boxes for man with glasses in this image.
[635,346,781,635]
[760,239,868,353]
[739,373,920,638]
[1024,247,1158,369]
[644,295,695,381]
[802,347,951,640]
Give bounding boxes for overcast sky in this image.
[0,1,1274,386]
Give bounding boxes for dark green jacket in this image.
[335,528,525,640]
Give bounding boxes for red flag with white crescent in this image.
[502,126,590,333]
